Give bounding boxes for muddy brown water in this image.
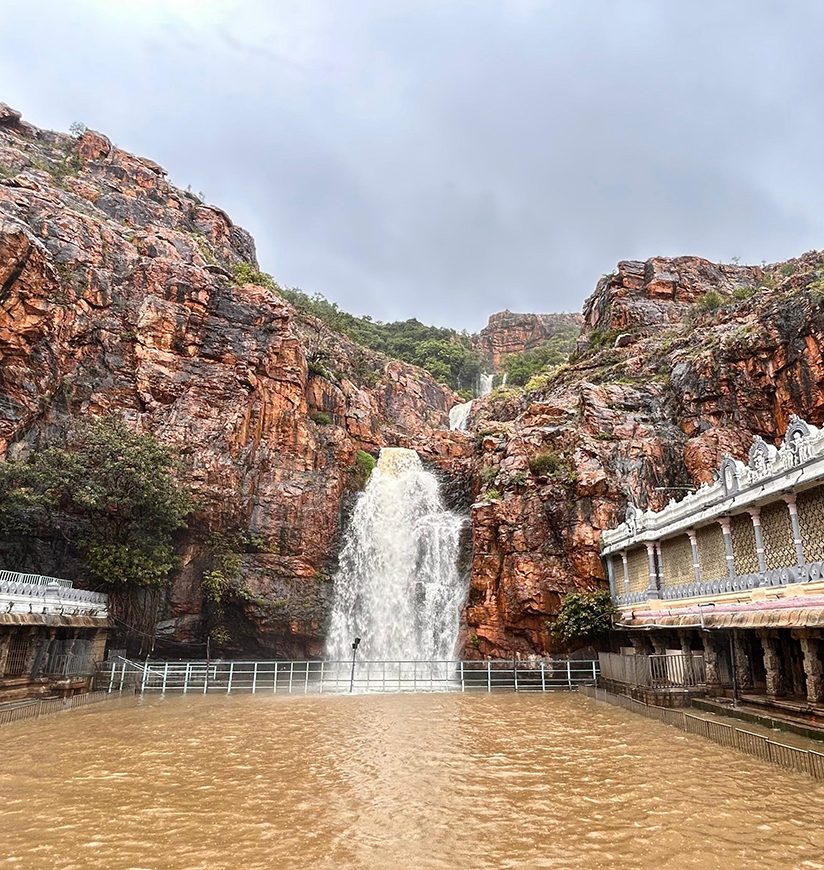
[2,692,823,869]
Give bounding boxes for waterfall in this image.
[449,400,473,431]
[325,447,466,662]
[479,372,494,396]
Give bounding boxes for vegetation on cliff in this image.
[549,590,615,644]
[279,287,482,391]
[502,325,580,386]
[0,418,194,589]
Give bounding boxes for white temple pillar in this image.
[783,494,805,568]
[687,529,701,583]
[718,517,736,582]
[747,507,767,578]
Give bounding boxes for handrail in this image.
[0,570,73,588]
[102,657,600,695]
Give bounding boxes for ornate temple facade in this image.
[0,570,109,701]
[600,416,824,709]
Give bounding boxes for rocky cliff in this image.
[474,310,583,370]
[0,105,460,657]
[3,103,824,662]
[461,253,824,656]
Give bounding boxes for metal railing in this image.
[581,686,824,780]
[0,570,73,588]
[0,690,125,728]
[598,651,706,689]
[102,657,600,695]
[0,569,108,615]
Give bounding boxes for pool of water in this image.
[2,692,823,869]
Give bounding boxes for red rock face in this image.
[460,251,824,658]
[475,310,583,369]
[0,108,459,657]
[4,105,824,661]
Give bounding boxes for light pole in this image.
[349,637,361,693]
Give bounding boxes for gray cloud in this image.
[2,0,823,329]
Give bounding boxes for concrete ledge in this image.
[693,696,824,743]
[599,677,706,708]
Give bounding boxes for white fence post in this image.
[252,661,258,694]
[460,661,465,693]
[487,661,492,693]
[541,662,546,692]
[227,662,234,693]
[566,660,572,689]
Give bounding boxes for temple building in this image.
[0,570,109,702]
[600,416,824,715]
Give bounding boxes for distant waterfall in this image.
[325,448,465,662]
[449,401,473,431]
[479,372,494,396]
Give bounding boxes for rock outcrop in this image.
[475,310,582,369]
[461,252,824,657]
[0,106,459,657]
[4,104,824,662]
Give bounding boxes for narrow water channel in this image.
[2,693,823,869]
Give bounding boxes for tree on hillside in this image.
[0,418,195,644]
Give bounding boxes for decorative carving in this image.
[720,455,741,495]
[625,503,639,536]
[603,417,824,548]
[748,435,776,478]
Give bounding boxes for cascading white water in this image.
[449,400,473,431]
[479,372,494,396]
[325,447,466,663]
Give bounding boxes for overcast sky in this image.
[2,1,823,330]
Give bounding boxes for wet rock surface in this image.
[0,107,458,657]
[3,105,824,659]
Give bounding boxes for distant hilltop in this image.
[474,310,583,370]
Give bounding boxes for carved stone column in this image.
[630,633,653,655]
[748,507,767,578]
[21,628,42,678]
[687,529,702,583]
[679,630,696,684]
[654,542,664,589]
[701,633,722,695]
[620,551,629,593]
[783,494,805,568]
[718,517,736,582]
[732,630,753,691]
[606,555,617,597]
[797,633,824,705]
[0,630,11,675]
[644,541,660,598]
[757,630,784,698]
[650,635,667,655]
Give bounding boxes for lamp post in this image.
[349,637,361,693]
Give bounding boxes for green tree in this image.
[549,590,615,644]
[0,417,194,588]
[503,329,579,386]
[277,286,482,391]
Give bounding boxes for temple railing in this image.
[598,651,706,689]
[101,657,600,694]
